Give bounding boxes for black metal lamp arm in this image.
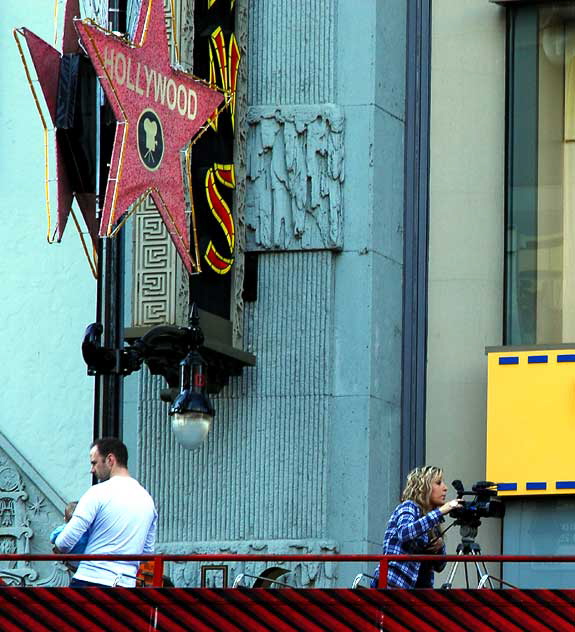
[81,321,196,389]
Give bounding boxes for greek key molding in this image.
[132,199,180,326]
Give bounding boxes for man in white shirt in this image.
[54,437,157,587]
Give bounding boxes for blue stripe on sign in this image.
[499,357,519,365]
[526,482,546,490]
[497,483,517,491]
[556,481,575,489]
[557,355,575,363]
[528,355,548,364]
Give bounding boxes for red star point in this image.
[17,0,99,245]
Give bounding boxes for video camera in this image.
[449,480,505,526]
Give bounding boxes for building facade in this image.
[2,0,573,589]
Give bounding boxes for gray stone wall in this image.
[246,0,336,106]
[138,251,338,586]
[139,251,332,545]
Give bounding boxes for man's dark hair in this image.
[91,437,128,467]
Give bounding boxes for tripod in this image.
[441,523,504,589]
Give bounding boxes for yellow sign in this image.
[486,347,575,496]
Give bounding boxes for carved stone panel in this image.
[246,105,345,252]
[80,0,108,26]
[160,539,339,588]
[0,434,70,586]
[230,0,249,346]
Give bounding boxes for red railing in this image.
[2,553,575,588]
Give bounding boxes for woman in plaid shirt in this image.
[371,466,462,589]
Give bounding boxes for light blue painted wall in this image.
[1,1,95,501]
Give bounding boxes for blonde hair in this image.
[401,466,444,513]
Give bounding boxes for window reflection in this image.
[506,6,575,344]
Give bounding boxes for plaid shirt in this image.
[371,500,445,589]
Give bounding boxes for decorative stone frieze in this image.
[246,105,345,251]
[0,434,70,586]
[230,0,249,346]
[160,539,339,588]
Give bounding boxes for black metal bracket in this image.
[82,310,256,401]
[83,322,194,391]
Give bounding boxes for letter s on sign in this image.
[204,164,235,275]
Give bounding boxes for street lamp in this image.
[169,305,215,450]
[82,302,216,450]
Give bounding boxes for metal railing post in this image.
[378,558,388,589]
[152,556,164,587]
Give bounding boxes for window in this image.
[505,5,575,344]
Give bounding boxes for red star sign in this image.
[17,0,99,246]
[75,0,225,274]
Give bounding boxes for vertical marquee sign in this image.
[189,0,240,319]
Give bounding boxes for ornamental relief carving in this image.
[132,200,181,326]
[160,539,339,588]
[246,105,345,252]
[0,441,70,586]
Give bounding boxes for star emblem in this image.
[75,0,225,274]
[16,0,99,246]
[27,496,46,517]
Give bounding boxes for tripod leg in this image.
[441,551,464,589]
[471,550,494,589]
[473,560,483,586]
[464,560,470,589]
[477,560,495,589]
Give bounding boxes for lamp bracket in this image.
[82,322,190,387]
[82,307,256,399]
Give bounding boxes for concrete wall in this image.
[427,0,506,582]
[1,1,95,501]
[334,0,406,560]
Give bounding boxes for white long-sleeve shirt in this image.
[55,476,157,586]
